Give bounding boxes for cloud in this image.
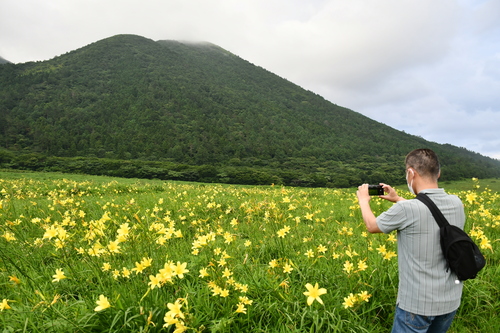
[246,0,461,89]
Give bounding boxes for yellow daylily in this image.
[94,294,111,311]
[303,283,327,306]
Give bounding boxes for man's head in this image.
[405,149,441,181]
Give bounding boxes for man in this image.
[356,149,465,333]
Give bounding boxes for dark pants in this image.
[391,305,457,333]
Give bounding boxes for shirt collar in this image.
[418,188,446,195]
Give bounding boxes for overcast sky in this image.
[1,0,499,160]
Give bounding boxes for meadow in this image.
[0,171,499,332]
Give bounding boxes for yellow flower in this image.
[2,231,16,242]
[107,240,121,253]
[56,227,68,240]
[165,299,185,320]
[303,283,327,306]
[357,291,372,302]
[317,244,327,254]
[111,269,121,279]
[387,234,397,243]
[199,268,209,278]
[345,249,358,257]
[163,314,179,327]
[480,237,492,251]
[174,262,189,279]
[283,263,293,274]
[0,299,11,311]
[173,321,188,333]
[235,303,247,314]
[357,260,368,271]
[470,227,484,239]
[102,262,112,272]
[223,232,234,244]
[211,285,222,296]
[305,249,315,258]
[466,192,477,205]
[94,294,111,311]
[43,226,58,240]
[52,268,67,282]
[342,293,357,308]
[239,296,253,305]
[376,245,387,255]
[277,225,291,238]
[132,257,152,274]
[88,242,104,257]
[9,275,21,285]
[343,261,354,274]
[383,251,397,260]
[122,267,131,278]
[236,283,249,293]
[222,268,233,279]
[149,274,162,289]
[159,262,175,282]
[268,259,279,268]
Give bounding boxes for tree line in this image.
[2,149,497,188]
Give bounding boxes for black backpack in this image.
[416,193,486,281]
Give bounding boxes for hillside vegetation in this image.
[1,34,499,186]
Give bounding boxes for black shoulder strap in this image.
[415,192,450,228]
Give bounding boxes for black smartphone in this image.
[368,185,384,196]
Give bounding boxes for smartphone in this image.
[368,185,384,196]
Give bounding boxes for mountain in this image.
[0,34,499,187]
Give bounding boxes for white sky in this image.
[1,0,499,160]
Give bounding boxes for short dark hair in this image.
[405,149,440,180]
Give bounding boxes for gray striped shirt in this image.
[376,188,465,316]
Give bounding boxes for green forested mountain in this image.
[1,34,499,187]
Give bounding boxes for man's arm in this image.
[356,184,382,234]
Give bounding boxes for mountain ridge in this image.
[0,34,498,186]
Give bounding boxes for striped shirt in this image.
[376,188,465,316]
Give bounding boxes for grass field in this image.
[0,170,499,332]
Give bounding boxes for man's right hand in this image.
[379,183,405,203]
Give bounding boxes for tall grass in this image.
[0,171,498,332]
